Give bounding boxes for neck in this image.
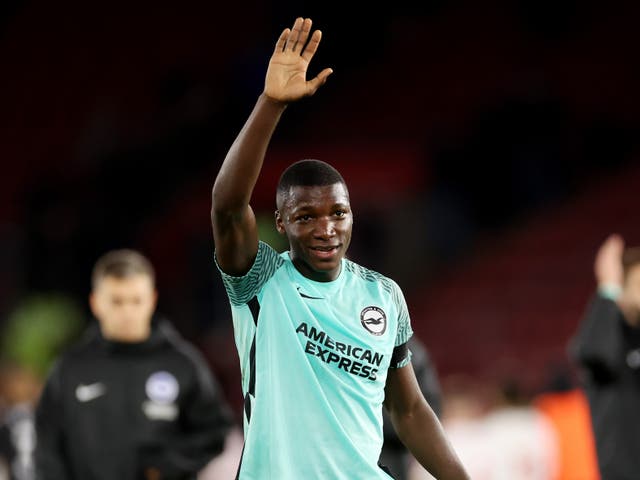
[292,258,341,282]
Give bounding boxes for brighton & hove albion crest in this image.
[360,306,387,336]
[142,371,179,420]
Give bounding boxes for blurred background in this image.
[1,0,639,477]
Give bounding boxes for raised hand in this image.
[594,233,625,288]
[264,17,333,103]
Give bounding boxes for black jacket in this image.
[34,318,233,480]
[570,294,640,480]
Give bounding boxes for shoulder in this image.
[158,321,210,370]
[222,240,285,275]
[218,241,288,306]
[156,323,222,393]
[52,323,100,366]
[41,337,89,388]
[344,260,405,305]
[256,240,286,270]
[344,259,403,294]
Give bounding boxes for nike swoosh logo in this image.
[76,383,107,402]
[297,286,323,300]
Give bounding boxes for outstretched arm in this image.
[594,233,624,298]
[593,233,640,327]
[570,233,629,377]
[211,17,333,276]
[384,364,470,480]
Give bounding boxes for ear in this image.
[89,292,99,318]
[275,209,286,235]
[151,289,159,309]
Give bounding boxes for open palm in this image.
[264,17,333,102]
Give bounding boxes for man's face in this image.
[90,274,157,342]
[276,183,352,282]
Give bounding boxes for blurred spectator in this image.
[1,294,84,380]
[34,248,233,480]
[480,377,559,480]
[0,292,81,480]
[0,361,41,480]
[569,233,640,479]
[415,375,559,480]
[411,374,491,480]
[197,425,244,480]
[532,362,600,480]
[380,336,443,479]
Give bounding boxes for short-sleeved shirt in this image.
[217,241,413,479]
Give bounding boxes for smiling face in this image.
[276,183,353,282]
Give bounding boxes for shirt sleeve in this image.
[569,293,626,382]
[215,241,283,306]
[389,281,414,368]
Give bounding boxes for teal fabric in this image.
[216,241,413,479]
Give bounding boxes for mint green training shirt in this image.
[217,241,414,479]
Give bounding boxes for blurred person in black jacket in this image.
[570,233,640,480]
[34,248,233,480]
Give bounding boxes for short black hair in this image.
[91,249,155,290]
[276,159,346,196]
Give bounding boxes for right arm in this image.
[384,364,470,480]
[570,234,626,379]
[211,17,333,276]
[570,293,625,382]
